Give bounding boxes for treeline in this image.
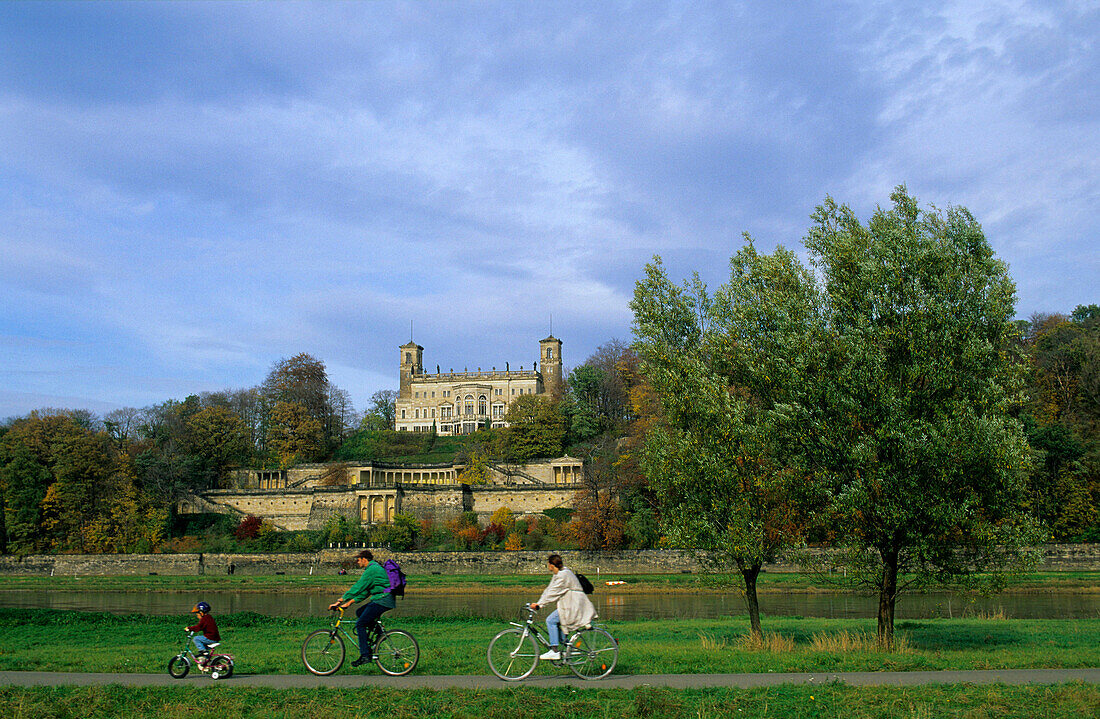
[1019,306,1100,541]
[0,353,358,554]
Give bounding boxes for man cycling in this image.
[328,549,395,667]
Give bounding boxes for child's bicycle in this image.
[168,631,234,680]
[301,607,420,676]
[487,604,618,681]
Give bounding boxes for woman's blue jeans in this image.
[546,609,562,647]
[355,602,391,658]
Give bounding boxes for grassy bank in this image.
[0,609,1097,676]
[1,684,1097,719]
[2,571,1098,594]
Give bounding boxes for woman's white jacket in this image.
[537,567,597,634]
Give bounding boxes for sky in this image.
[2,1,1098,420]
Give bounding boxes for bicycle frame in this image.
[328,607,387,648]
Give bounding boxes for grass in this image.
[0,684,1097,719]
[0,609,1097,676]
[2,571,1097,594]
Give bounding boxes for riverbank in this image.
[2,571,1098,594]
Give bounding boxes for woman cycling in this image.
[529,553,596,660]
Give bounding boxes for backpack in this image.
[575,572,595,595]
[382,558,406,597]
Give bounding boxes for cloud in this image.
[1,1,1097,417]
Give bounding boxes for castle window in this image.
[431,408,436,418]
[464,395,474,415]
[414,391,419,398]
[401,409,406,419]
[547,348,553,359]
[415,409,420,418]
[478,396,487,415]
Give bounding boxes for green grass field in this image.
[0,609,1097,676]
[0,684,1097,719]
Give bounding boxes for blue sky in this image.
[2,1,1098,419]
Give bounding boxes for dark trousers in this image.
[355,602,391,658]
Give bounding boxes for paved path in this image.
[2,669,1098,689]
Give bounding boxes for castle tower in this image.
[539,335,563,399]
[399,341,424,398]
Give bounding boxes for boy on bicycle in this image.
[328,550,395,667]
[185,601,220,667]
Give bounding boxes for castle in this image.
[178,335,581,529]
[395,336,563,433]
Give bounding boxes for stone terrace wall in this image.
[1,544,1097,576]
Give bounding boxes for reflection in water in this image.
[0,589,1096,620]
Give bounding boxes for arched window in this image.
[478,395,487,415]
[546,347,553,359]
[464,395,474,415]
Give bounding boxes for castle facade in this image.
[395,335,563,434]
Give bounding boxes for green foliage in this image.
[371,512,420,550]
[632,241,824,635]
[800,187,1043,645]
[322,514,368,545]
[1020,304,1100,542]
[501,395,566,461]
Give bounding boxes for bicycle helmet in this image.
[192,601,211,613]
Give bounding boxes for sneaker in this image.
[350,655,372,667]
[539,649,561,661]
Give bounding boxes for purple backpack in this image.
[382,558,406,597]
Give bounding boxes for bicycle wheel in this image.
[209,655,233,680]
[167,655,190,679]
[563,627,618,680]
[374,630,419,676]
[487,628,540,681]
[301,629,345,676]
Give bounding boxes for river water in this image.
[1,589,1097,620]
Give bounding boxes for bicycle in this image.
[168,631,234,680]
[301,607,419,676]
[487,605,618,681]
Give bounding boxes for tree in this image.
[184,406,251,487]
[501,395,566,462]
[362,390,398,430]
[631,243,824,637]
[457,450,491,485]
[266,402,324,468]
[262,353,348,455]
[804,187,1041,646]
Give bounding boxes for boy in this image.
[185,601,221,667]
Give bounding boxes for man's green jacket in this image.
[341,560,396,608]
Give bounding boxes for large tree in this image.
[632,244,824,637]
[805,187,1041,646]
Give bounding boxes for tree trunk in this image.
[876,547,898,648]
[741,563,763,639]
